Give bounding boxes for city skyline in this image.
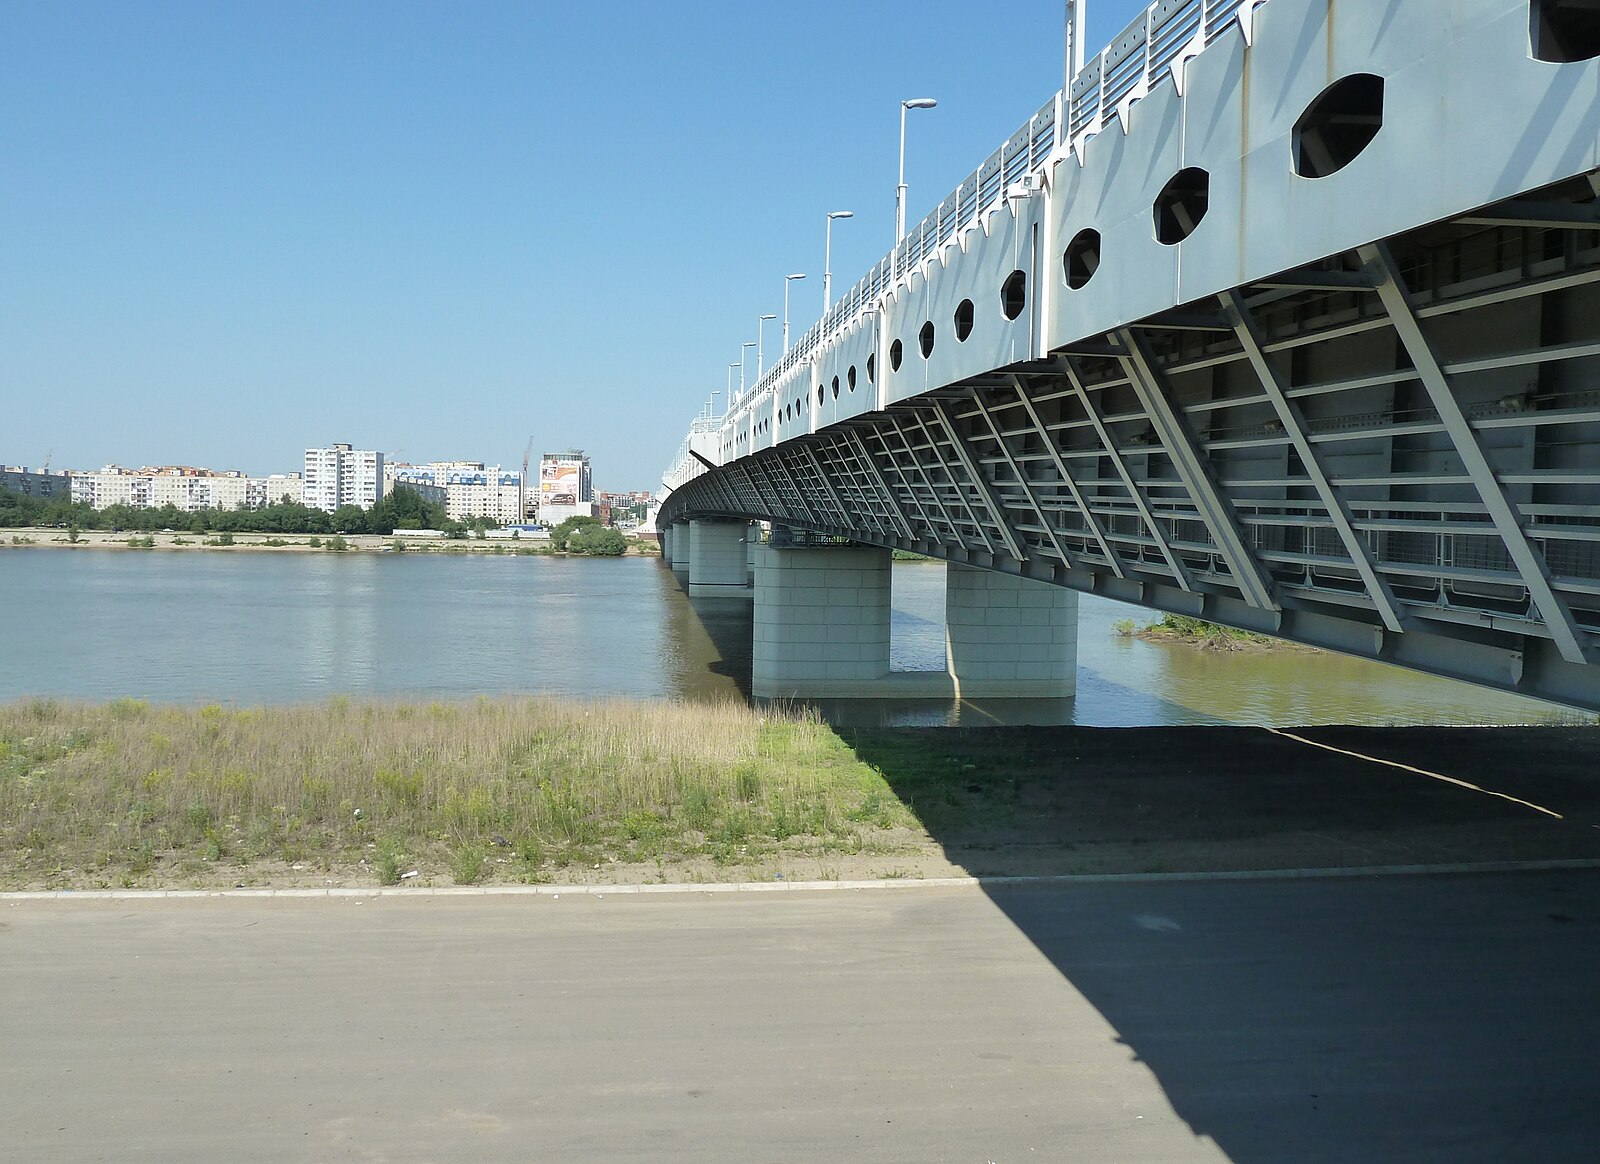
[1,1,1149,491]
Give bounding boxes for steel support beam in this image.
[1360,241,1589,664]
[776,447,825,531]
[800,441,858,535]
[1009,374,1127,578]
[928,399,1025,561]
[1455,201,1600,231]
[1116,328,1279,610]
[1222,289,1406,633]
[877,418,964,547]
[1059,356,1196,590]
[968,388,1078,569]
[906,409,997,556]
[823,433,894,541]
[845,426,918,542]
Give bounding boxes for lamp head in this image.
[903,98,938,110]
[828,210,853,220]
[760,313,776,321]
[786,272,807,281]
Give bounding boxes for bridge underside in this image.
[662,174,1600,711]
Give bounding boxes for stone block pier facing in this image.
[665,523,1077,700]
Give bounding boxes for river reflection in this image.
[0,549,1582,726]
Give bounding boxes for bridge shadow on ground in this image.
[843,725,1600,1161]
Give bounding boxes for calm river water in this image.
[0,550,1581,727]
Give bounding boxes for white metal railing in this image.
[676,0,1266,485]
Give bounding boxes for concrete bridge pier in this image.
[752,544,894,698]
[750,548,1079,700]
[688,519,752,599]
[945,565,1078,698]
[667,522,691,576]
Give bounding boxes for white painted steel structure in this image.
[661,0,1600,710]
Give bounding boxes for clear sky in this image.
[3,0,1151,491]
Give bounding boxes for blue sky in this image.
[2,1,1151,491]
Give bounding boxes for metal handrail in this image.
[671,0,1267,488]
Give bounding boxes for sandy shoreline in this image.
[0,527,658,554]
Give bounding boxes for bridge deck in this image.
[663,0,1600,710]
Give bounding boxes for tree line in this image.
[0,485,455,536]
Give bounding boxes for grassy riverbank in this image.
[1116,612,1297,650]
[5,697,1599,891]
[0,697,919,890]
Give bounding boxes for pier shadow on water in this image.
[842,723,1600,1162]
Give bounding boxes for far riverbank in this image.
[0,526,659,555]
[3,696,1597,892]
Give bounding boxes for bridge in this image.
[658,0,1600,712]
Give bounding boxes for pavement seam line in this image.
[7,859,1600,901]
[1264,727,1566,819]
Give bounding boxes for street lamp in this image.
[782,273,806,354]
[897,98,938,243]
[727,361,740,405]
[756,314,777,378]
[824,211,853,314]
[739,341,757,395]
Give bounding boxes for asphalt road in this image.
[3,872,1597,1162]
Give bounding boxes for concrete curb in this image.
[6,858,1600,901]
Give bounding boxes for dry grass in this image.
[0,696,916,889]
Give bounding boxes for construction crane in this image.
[520,436,535,522]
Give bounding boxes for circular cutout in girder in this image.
[953,298,975,341]
[1532,0,1600,62]
[1065,228,1101,289]
[1153,168,1210,244]
[1293,74,1385,179]
[1001,270,1027,320]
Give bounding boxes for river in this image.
[0,549,1581,726]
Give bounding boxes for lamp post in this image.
[897,98,938,243]
[756,314,776,378]
[782,273,806,354]
[739,341,756,395]
[727,361,740,406]
[823,210,853,314]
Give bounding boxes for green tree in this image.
[331,504,369,534]
[368,485,446,535]
[549,515,602,552]
[567,525,627,556]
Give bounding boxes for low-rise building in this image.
[2,465,72,502]
[67,466,304,511]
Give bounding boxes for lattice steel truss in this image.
[662,176,1600,710]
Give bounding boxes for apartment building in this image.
[68,466,305,511]
[387,461,522,525]
[303,444,384,512]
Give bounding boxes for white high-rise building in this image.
[303,444,385,512]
